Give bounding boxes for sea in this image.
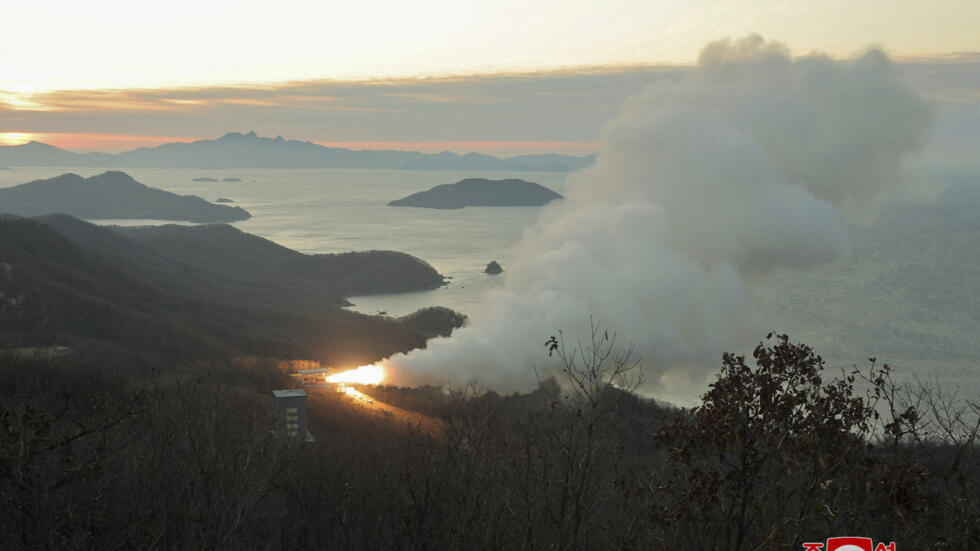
[1,166,977,397]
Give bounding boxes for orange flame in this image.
[326,364,384,386]
[342,386,374,403]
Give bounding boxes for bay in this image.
[1,166,977,395]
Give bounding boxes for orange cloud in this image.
[0,131,598,156]
[1,58,973,157]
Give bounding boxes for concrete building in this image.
[273,389,313,441]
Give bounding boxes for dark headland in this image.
[388,178,563,209]
[0,171,250,223]
[0,213,458,363]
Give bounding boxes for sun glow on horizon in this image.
[0,132,201,152]
[0,132,38,146]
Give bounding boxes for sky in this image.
[1,1,979,154]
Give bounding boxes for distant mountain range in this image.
[0,131,596,171]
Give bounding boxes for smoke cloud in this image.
[384,35,931,401]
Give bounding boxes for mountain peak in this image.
[18,140,64,151]
[218,131,260,141]
[90,170,139,184]
[43,172,87,184]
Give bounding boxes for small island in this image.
[0,171,251,223]
[485,260,503,274]
[222,177,242,182]
[388,178,562,209]
[215,197,235,203]
[192,177,219,182]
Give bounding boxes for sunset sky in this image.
[2,0,979,154]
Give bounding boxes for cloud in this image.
[0,52,973,156]
[0,66,679,148]
[381,36,932,402]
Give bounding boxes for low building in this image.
[272,389,314,441]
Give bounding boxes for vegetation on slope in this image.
[0,216,451,365]
[0,330,975,549]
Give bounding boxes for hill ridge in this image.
[0,171,250,223]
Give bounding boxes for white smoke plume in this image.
[384,35,931,401]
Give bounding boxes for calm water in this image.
[1,166,977,394]
[0,167,569,317]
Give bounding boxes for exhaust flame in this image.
[326,364,384,386]
[342,386,373,402]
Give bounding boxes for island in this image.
[192,177,219,182]
[222,177,242,182]
[0,171,251,223]
[215,197,235,203]
[485,260,504,274]
[388,178,562,209]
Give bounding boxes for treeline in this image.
[1,333,977,549]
